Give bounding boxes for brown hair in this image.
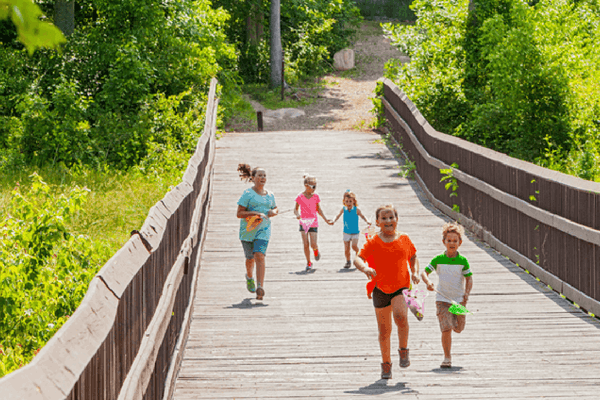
[237,163,263,182]
[343,191,358,206]
[442,222,464,241]
[375,204,398,220]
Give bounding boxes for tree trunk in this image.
[269,0,282,88]
[54,0,74,36]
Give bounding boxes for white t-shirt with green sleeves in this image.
[425,253,472,303]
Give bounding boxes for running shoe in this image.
[399,348,410,368]
[256,287,265,300]
[344,260,351,269]
[305,262,313,271]
[381,362,392,379]
[314,249,321,261]
[246,275,256,293]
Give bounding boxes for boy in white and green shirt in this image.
[421,222,473,369]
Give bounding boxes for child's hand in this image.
[327,219,334,225]
[411,273,420,285]
[363,267,376,279]
[426,282,435,291]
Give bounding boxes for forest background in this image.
[1,0,599,378]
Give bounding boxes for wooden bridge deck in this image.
[173,130,600,399]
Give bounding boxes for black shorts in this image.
[372,286,408,309]
[299,225,318,233]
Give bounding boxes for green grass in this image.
[0,165,182,260]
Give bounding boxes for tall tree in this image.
[54,0,74,36]
[269,0,282,88]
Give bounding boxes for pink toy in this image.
[403,288,428,321]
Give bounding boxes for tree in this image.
[269,0,282,88]
[54,0,74,36]
[0,0,65,53]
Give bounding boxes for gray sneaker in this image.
[314,249,321,261]
[399,348,410,368]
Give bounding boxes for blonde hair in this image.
[237,163,263,182]
[442,222,464,241]
[303,174,316,184]
[343,191,358,206]
[375,204,398,220]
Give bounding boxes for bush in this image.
[0,174,109,377]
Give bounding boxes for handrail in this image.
[381,78,600,317]
[0,77,219,400]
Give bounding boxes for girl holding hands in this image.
[354,204,420,379]
[294,175,333,271]
[333,190,371,269]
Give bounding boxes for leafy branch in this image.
[440,162,460,212]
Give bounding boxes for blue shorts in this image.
[241,239,269,259]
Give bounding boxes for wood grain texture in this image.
[173,130,600,400]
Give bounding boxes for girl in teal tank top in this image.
[333,190,371,269]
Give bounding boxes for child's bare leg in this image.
[351,238,359,255]
[245,258,255,278]
[441,330,452,359]
[309,231,318,251]
[391,294,409,349]
[344,241,351,261]
[375,306,393,363]
[301,231,311,263]
[253,252,266,287]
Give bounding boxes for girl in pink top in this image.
[294,175,333,271]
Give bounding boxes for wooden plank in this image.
[172,130,600,400]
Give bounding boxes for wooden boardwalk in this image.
[173,130,600,399]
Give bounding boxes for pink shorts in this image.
[436,301,466,333]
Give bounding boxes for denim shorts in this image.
[343,233,360,242]
[372,286,408,309]
[241,239,269,259]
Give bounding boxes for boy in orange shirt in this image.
[354,204,420,379]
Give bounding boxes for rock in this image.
[333,49,355,71]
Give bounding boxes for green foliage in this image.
[0,0,65,53]
[440,163,460,212]
[0,174,108,377]
[370,80,386,128]
[384,0,600,181]
[1,0,234,170]
[382,0,470,135]
[215,0,362,84]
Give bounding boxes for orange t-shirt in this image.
[358,232,416,296]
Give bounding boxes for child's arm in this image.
[317,203,333,225]
[332,208,344,224]
[409,255,420,285]
[267,206,279,218]
[354,255,376,279]
[421,268,435,291]
[356,207,371,225]
[462,275,473,306]
[237,205,267,220]
[294,202,301,219]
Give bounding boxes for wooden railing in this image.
[381,78,600,316]
[0,77,219,400]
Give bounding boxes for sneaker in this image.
[399,348,410,368]
[314,249,321,261]
[246,275,256,293]
[256,287,265,300]
[381,362,392,379]
[343,260,351,269]
[440,358,452,368]
[305,262,313,271]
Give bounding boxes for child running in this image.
[294,174,332,271]
[333,190,371,269]
[236,164,278,300]
[354,204,420,379]
[421,222,473,369]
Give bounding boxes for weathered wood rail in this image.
[381,78,600,316]
[0,78,219,400]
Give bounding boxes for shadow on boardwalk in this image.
[174,130,600,400]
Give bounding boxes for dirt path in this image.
[230,20,408,133]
